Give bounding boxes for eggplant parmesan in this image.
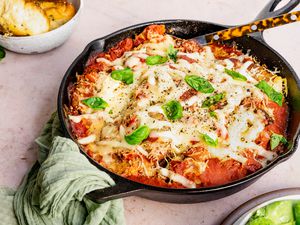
[67,25,289,188]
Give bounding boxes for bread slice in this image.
[39,1,76,31]
[0,0,50,36]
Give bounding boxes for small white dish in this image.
[0,0,83,54]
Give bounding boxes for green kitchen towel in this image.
[0,113,125,225]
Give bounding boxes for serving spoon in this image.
[194,10,300,45]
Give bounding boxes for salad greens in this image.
[247,200,300,225]
[294,202,300,225]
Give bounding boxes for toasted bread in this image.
[39,1,76,30]
[0,0,75,36]
[0,0,49,36]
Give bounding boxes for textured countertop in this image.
[0,0,300,224]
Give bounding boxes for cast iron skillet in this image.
[58,0,300,203]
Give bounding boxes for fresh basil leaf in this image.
[0,46,6,61]
[270,133,288,150]
[224,68,247,81]
[125,125,151,145]
[162,100,183,121]
[167,45,178,62]
[255,80,283,106]
[201,134,218,147]
[111,68,134,84]
[185,75,214,93]
[202,92,225,108]
[209,111,217,118]
[146,55,168,65]
[82,97,108,110]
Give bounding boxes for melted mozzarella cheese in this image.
[136,146,149,156]
[137,111,172,129]
[148,105,165,114]
[78,135,96,145]
[227,107,275,164]
[125,56,141,68]
[160,168,196,188]
[238,61,257,83]
[74,33,285,182]
[224,59,234,69]
[186,95,199,106]
[207,147,248,164]
[69,111,114,123]
[205,107,274,165]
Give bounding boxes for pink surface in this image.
[0,0,299,224]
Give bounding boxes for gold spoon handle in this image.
[198,11,300,45]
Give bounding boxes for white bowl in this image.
[0,0,83,54]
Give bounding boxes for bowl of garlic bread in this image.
[0,0,82,54]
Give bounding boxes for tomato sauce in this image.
[70,118,90,138]
[256,101,288,149]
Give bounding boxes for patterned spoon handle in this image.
[194,11,300,45]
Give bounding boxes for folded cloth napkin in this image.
[0,113,125,225]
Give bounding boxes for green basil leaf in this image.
[201,134,218,147]
[0,46,6,61]
[209,111,217,118]
[224,68,247,81]
[82,97,108,110]
[125,125,151,145]
[167,45,178,62]
[146,55,168,65]
[185,75,214,93]
[111,68,134,84]
[255,80,283,106]
[270,133,288,150]
[202,92,225,108]
[162,100,183,120]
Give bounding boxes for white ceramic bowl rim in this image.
[0,0,83,40]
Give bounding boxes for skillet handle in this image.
[86,178,141,203]
[256,0,299,20]
[251,0,299,40]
